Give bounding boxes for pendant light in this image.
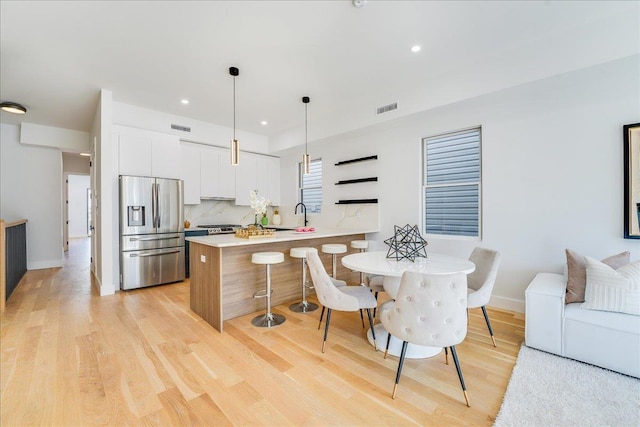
[229,66,240,165]
[302,96,310,175]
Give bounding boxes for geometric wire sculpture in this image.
[383,224,428,262]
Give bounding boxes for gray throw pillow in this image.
[565,249,630,304]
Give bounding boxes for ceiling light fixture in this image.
[229,66,240,165]
[260,120,268,126]
[0,101,27,114]
[181,99,189,105]
[302,96,311,175]
[411,45,421,53]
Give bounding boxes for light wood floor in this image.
[1,238,524,426]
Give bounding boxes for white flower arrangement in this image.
[249,189,271,216]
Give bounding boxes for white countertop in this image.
[186,228,378,248]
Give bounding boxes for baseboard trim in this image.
[490,295,525,313]
[91,271,116,296]
[28,260,63,270]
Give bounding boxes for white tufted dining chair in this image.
[364,241,399,317]
[306,250,378,353]
[467,247,501,347]
[379,271,470,406]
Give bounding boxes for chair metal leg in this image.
[373,292,379,318]
[449,346,470,407]
[322,309,332,353]
[444,347,449,365]
[359,309,365,328]
[481,305,497,347]
[384,332,391,359]
[318,306,325,330]
[365,309,376,350]
[392,341,408,399]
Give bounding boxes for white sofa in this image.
[525,272,640,378]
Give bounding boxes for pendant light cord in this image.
[305,103,308,155]
[233,76,236,140]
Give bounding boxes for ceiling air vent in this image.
[171,124,191,132]
[376,102,398,115]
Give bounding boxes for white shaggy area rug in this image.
[494,345,640,427]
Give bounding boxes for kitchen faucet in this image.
[294,202,308,227]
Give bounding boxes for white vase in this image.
[272,213,281,225]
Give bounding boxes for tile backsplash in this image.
[184,200,379,230]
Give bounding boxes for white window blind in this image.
[299,159,322,213]
[423,127,481,237]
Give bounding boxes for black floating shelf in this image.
[335,177,378,185]
[335,199,378,204]
[334,155,378,166]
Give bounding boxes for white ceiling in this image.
[1,1,638,148]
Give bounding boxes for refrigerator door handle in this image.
[151,182,156,229]
[155,182,160,228]
[130,249,181,258]
[129,235,181,242]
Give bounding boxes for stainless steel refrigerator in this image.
[119,175,185,290]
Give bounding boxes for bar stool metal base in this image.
[251,312,286,328]
[289,300,319,313]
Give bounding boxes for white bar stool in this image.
[350,240,369,285]
[289,247,319,313]
[251,251,286,328]
[321,243,347,279]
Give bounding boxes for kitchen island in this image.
[187,228,377,332]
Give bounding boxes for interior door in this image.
[90,138,97,275]
[63,172,69,252]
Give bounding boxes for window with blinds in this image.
[299,158,322,213]
[423,127,481,237]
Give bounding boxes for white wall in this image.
[21,122,89,153]
[112,102,270,154]
[62,152,90,174]
[68,174,90,238]
[276,55,640,312]
[0,123,63,269]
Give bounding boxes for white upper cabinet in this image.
[217,150,236,199]
[180,142,201,205]
[266,156,281,207]
[116,125,181,179]
[151,133,182,179]
[235,153,280,206]
[118,132,152,176]
[200,145,236,199]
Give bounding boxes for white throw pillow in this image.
[581,257,640,315]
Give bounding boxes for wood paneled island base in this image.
[189,233,365,332]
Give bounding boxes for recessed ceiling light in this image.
[181,99,189,105]
[411,45,421,53]
[260,121,268,126]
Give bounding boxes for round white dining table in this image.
[342,250,475,359]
